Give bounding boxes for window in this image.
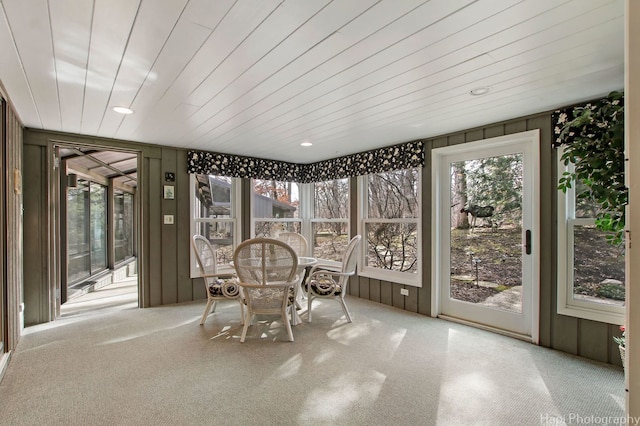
[557,155,625,324]
[311,178,349,262]
[67,179,108,283]
[90,182,108,272]
[359,168,421,286]
[190,174,240,277]
[114,190,134,263]
[251,179,302,236]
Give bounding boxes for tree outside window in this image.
[312,178,349,262]
[360,168,421,285]
[557,154,625,324]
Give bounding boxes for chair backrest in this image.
[192,234,217,277]
[275,232,308,257]
[341,235,362,276]
[233,238,298,285]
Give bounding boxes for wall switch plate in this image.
[400,288,409,296]
[163,214,174,224]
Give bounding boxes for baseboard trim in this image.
[438,314,535,344]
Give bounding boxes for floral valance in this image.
[187,140,425,182]
[301,140,424,182]
[187,151,301,181]
[552,92,624,149]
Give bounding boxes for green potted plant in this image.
[614,325,626,368]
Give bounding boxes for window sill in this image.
[557,303,624,325]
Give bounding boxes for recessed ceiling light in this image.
[113,106,134,114]
[469,87,491,96]
[301,142,313,147]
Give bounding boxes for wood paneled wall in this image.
[21,111,623,364]
[1,91,24,359]
[348,113,623,366]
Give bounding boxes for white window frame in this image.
[189,174,241,278]
[309,178,350,265]
[250,179,305,238]
[357,168,422,287]
[556,151,625,325]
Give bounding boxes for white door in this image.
[432,131,539,340]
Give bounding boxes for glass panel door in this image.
[449,154,523,314]
[433,132,539,338]
[67,179,91,283]
[90,182,107,272]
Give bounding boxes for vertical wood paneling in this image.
[369,278,381,303]
[552,309,579,354]
[579,320,609,362]
[380,281,393,306]
[404,286,418,313]
[9,101,23,344]
[0,95,23,355]
[392,283,404,310]
[348,274,359,297]
[148,158,162,307]
[240,178,252,240]
[357,276,369,300]
[22,144,46,325]
[340,110,619,366]
[7,100,24,342]
[465,129,484,142]
[504,120,527,135]
[160,148,178,305]
[530,114,554,348]
[447,133,465,147]
[176,150,192,303]
[13,108,621,367]
[432,137,448,150]
[140,157,150,308]
[483,124,505,139]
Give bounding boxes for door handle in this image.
[525,230,532,255]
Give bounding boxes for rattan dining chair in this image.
[192,234,244,325]
[275,232,309,257]
[305,234,362,323]
[233,238,299,342]
[275,231,311,305]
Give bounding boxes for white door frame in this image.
[48,140,143,318]
[430,130,540,343]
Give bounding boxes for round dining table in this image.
[291,256,317,325]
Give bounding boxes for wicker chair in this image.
[305,235,362,323]
[233,238,299,342]
[275,232,308,257]
[275,232,310,305]
[192,235,244,325]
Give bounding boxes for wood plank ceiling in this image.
[0,0,625,164]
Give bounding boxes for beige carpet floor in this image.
[0,279,625,425]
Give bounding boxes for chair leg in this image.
[284,310,294,342]
[237,301,245,325]
[240,314,252,343]
[199,299,214,325]
[338,298,352,323]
